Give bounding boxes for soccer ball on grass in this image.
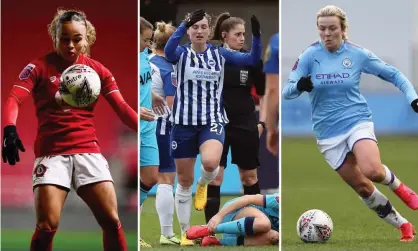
[296,209,333,243]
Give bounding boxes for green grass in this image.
[282,136,418,251]
[1,230,137,250]
[140,196,278,251]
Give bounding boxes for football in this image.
[296,209,333,243]
[59,64,101,107]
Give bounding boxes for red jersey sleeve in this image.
[98,64,119,96]
[89,59,137,131]
[3,61,40,126]
[15,62,39,93]
[105,91,138,132]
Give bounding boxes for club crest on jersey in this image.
[342,58,352,68]
[49,76,57,83]
[240,70,249,84]
[34,164,47,177]
[208,59,216,67]
[19,63,36,80]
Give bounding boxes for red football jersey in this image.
[14,52,119,157]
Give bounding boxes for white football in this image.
[296,209,333,243]
[59,64,101,107]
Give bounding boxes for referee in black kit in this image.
[205,12,266,222]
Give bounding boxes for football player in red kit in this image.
[1,9,137,251]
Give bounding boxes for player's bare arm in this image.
[217,195,264,218]
[265,73,279,155]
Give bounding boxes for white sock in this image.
[198,165,219,185]
[361,186,407,228]
[156,184,175,237]
[381,165,401,190]
[175,184,192,235]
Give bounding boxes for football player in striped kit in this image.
[149,21,181,246]
[164,9,262,245]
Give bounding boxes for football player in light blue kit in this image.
[263,33,279,156]
[186,194,279,246]
[283,5,418,242]
[149,21,181,246]
[139,17,164,248]
[164,9,262,246]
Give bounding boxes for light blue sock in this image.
[219,234,244,246]
[140,181,152,206]
[215,217,255,236]
[219,236,238,246]
[140,188,148,206]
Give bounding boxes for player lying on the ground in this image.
[186,194,279,246]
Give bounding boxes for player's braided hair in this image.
[212,12,245,41]
[48,8,96,56]
[317,5,348,40]
[152,21,176,51]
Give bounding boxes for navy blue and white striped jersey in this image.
[164,23,262,126]
[149,53,176,135]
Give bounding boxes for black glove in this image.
[411,99,418,113]
[297,76,314,93]
[184,9,206,28]
[2,125,25,166]
[251,15,261,37]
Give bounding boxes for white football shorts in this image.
[32,153,113,191]
[317,122,377,170]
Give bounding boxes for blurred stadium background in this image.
[140,0,279,249]
[1,0,138,250]
[281,0,418,250]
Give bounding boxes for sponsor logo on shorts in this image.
[34,164,47,177]
[171,141,177,150]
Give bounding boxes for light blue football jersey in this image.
[283,40,418,139]
[140,48,156,133]
[225,193,279,232]
[250,194,280,232]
